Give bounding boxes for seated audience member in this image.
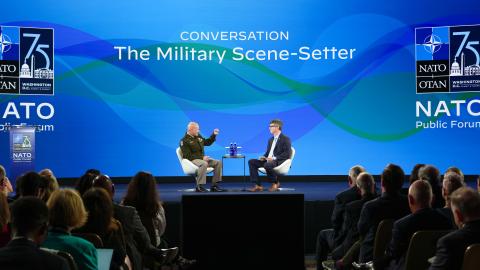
[16,171,44,198]
[437,172,464,228]
[377,180,452,269]
[0,165,13,196]
[358,164,410,263]
[430,187,480,269]
[92,175,177,270]
[76,172,99,196]
[122,171,166,248]
[0,192,11,247]
[43,189,98,270]
[122,172,196,268]
[444,166,464,182]
[418,165,444,208]
[316,165,365,269]
[77,188,127,270]
[85,169,101,176]
[334,172,377,269]
[477,176,480,193]
[0,197,68,270]
[408,163,425,186]
[39,169,60,202]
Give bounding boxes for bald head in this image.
[408,180,433,211]
[356,172,375,195]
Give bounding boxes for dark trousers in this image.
[316,229,343,270]
[248,159,279,185]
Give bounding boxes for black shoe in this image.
[161,247,179,264]
[195,185,208,192]
[176,256,197,269]
[210,185,226,192]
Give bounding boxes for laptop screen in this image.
[97,248,114,270]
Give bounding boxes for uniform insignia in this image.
[198,138,203,142]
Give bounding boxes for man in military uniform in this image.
[180,122,224,192]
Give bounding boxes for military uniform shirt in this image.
[179,133,216,161]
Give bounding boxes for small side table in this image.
[222,154,247,191]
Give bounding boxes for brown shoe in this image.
[269,183,280,192]
[248,185,264,192]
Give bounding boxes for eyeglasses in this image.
[269,125,279,128]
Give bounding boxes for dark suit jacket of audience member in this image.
[262,133,292,164]
[331,186,362,247]
[0,238,69,270]
[429,219,480,270]
[431,187,445,209]
[358,192,410,263]
[378,208,452,269]
[333,193,378,259]
[114,203,154,270]
[436,207,457,229]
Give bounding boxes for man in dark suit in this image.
[376,180,452,269]
[315,165,365,270]
[437,172,464,229]
[0,197,69,270]
[429,187,480,270]
[333,172,378,269]
[418,165,445,209]
[248,119,292,192]
[358,164,410,263]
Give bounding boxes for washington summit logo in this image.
[0,26,54,95]
[416,24,480,93]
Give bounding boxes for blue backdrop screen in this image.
[1,0,480,177]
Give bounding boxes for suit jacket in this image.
[263,133,292,163]
[436,207,457,229]
[358,192,410,263]
[429,219,480,270]
[114,203,153,270]
[331,186,362,247]
[0,238,69,270]
[180,133,216,161]
[379,208,452,269]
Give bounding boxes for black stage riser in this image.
[181,194,306,270]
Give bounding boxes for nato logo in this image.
[0,26,54,95]
[416,24,480,93]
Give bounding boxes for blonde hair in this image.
[39,169,59,201]
[0,192,10,228]
[47,189,87,229]
[0,165,5,178]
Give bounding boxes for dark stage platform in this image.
[106,181,476,255]
[109,181,344,255]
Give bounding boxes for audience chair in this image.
[404,230,451,270]
[72,233,104,248]
[176,147,214,188]
[463,244,480,270]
